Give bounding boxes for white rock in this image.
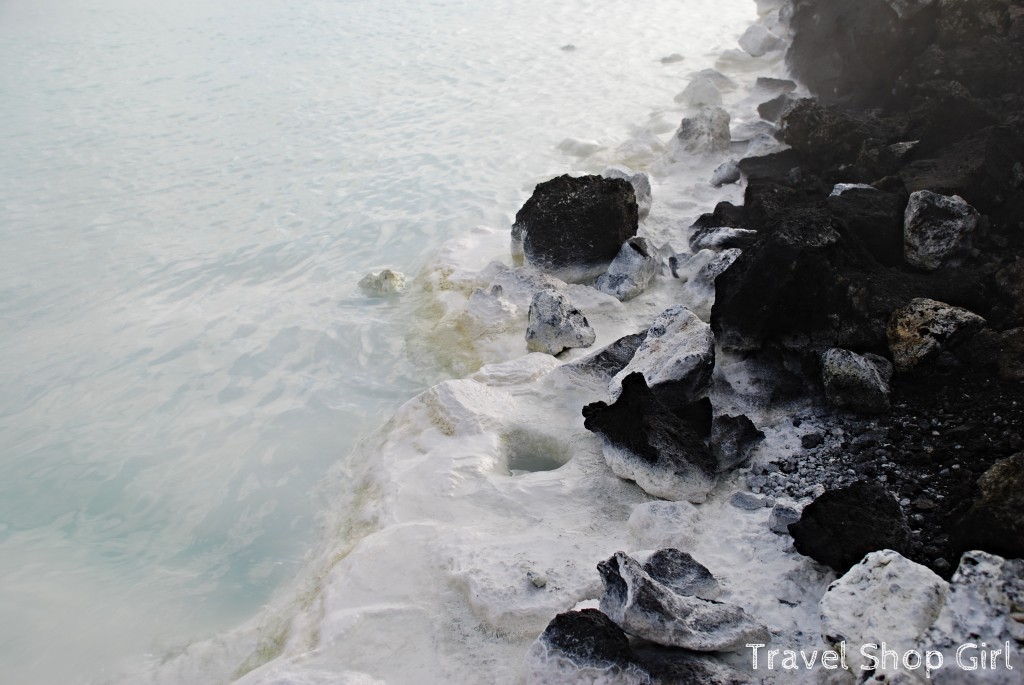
[602,442,717,504]
[710,160,741,187]
[665,107,731,160]
[738,25,785,57]
[525,289,596,356]
[820,550,949,676]
[603,165,652,220]
[744,132,780,158]
[557,137,605,158]
[489,267,567,309]
[689,226,757,251]
[830,183,876,197]
[610,305,714,401]
[358,269,406,295]
[691,248,741,290]
[594,237,662,302]
[466,284,520,326]
[674,75,722,107]
[598,552,770,652]
[919,551,1024,685]
[887,298,986,372]
[903,190,980,270]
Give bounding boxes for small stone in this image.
[729,490,765,510]
[801,433,825,449]
[768,503,801,534]
[527,570,548,588]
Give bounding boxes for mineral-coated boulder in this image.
[598,552,769,652]
[952,452,1024,561]
[738,24,785,57]
[710,414,765,472]
[768,503,801,534]
[674,74,723,107]
[595,237,662,302]
[358,269,406,295]
[525,289,596,355]
[666,108,732,160]
[564,332,646,381]
[903,190,979,270]
[819,550,949,675]
[887,298,986,372]
[604,165,652,220]
[919,551,1024,685]
[583,373,717,503]
[610,306,714,403]
[642,549,720,601]
[512,174,638,275]
[821,348,894,414]
[788,482,912,573]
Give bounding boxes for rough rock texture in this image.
[919,551,1024,685]
[952,452,1024,561]
[358,269,406,295]
[525,289,596,356]
[903,190,980,270]
[887,298,986,372]
[689,225,758,252]
[565,332,646,381]
[610,306,715,403]
[597,552,770,652]
[666,108,732,159]
[768,503,801,534]
[642,549,720,601]
[819,550,949,675]
[675,74,723,108]
[757,94,795,123]
[710,160,741,188]
[595,237,662,302]
[604,165,653,221]
[710,414,765,472]
[512,175,638,275]
[583,373,717,503]
[789,481,912,573]
[820,347,894,414]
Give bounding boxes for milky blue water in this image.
[0,0,755,682]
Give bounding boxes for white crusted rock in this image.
[598,552,770,652]
[674,74,722,108]
[689,226,757,252]
[820,550,948,677]
[738,25,785,57]
[665,107,731,160]
[525,289,596,356]
[604,165,653,221]
[359,269,406,295]
[821,348,893,414]
[595,237,662,302]
[887,298,986,372]
[903,190,980,270]
[919,551,1024,685]
[466,284,520,327]
[610,306,714,402]
[830,183,876,197]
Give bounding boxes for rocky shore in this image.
[514,1,1024,683]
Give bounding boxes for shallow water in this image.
[0,0,757,682]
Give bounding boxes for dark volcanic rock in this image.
[512,174,638,275]
[565,331,646,380]
[643,548,720,600]
[789,481,911,573]
[757,94,796,123]
[781,98,906,170]
[535,609,638,669]
[583,372,717,502]
[736,148,802,181]
[710,414,765,472]
[952,452,1024,561]
[691,201,747,230]
[820,348,893,414]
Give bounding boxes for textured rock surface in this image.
[903,190,980,270]
[522,609,648,685]
[604,165,652,221]
[642,549,720,601]
[666,108,732,159]
[819,550,949,675]
[610,306,714,403]
[952,452,1024,560]
[821,348,894,413]
[710,414,765,472]
[768,503,801,535]
[598,552,769,652]
[358,269,406,295]
[583,373,716,503]
[887,298,986,372]
[689,225,757,252]
[595,237,662,302]
[525,289,596,356]
[789,482,912,573]
[512,175,638,275]
[738,24,784,57]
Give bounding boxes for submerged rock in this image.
[598,552,769,652]
[583,373,716,503]
[674,74,722,108]
[738,24,784,57]
[819,550,948,676]
[666,107,731,159]
[788,481,911,573]
[710,414,765,472]
[903,190,980,270]
[886,298,986,372]
[525,289,596,356]
[604,165,653,221]
[610,306,714,403]
[523,609,648,685]
[358,269,406,295]
[821,348,893,414]
[595,237,662,302]
[710,160,741,187]
[952,452,1024,561]
[512,174,638,276]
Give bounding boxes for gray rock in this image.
[887,298,986,372]
[598,552,770,652]
[710,414,765,472]
[691,248,741,290]
[604,165,653,220]
[903,190,980,270]
[660,53,685,64]
[667,107,732,159]
[525,289,596,355]
[919,551,1024,685]
[738,24,785,57]
[768,503,801,534]
[595,237,662,301]
[610,306,714,402]
[729,491,766,511]
[643,549,720,600]
[821,347,893,414]
[710,160,741,187]
[689,226,757,252]
[674,75,722,107]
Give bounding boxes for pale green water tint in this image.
[0,0,755,682]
